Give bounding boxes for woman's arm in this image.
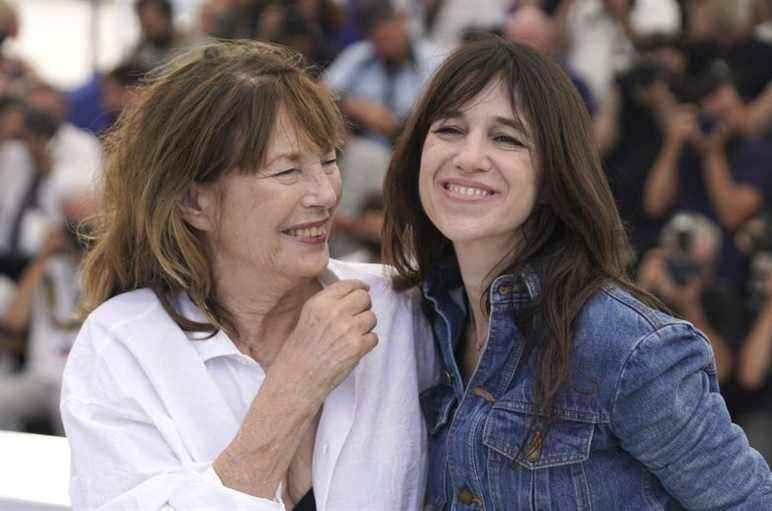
[63,280,377,510]
[611,322,772,509]
[737,298,772,390]
[642,107,695,219]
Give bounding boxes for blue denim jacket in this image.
[420,265,772,510]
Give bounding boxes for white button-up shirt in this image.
[61,260,439,510]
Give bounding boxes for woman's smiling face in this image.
[193,108,342,284]
[418,79,539,256]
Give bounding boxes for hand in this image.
[701,123,731,156]
[664,105,699,145]
[271,279,378,406]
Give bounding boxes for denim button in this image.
[525,430,544,462]
[444,370,453,385]
[498,285,511,296]
[457,487,479,505]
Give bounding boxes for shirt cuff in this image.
[201,465,286,510]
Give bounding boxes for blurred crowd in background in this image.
[0,0,771,465]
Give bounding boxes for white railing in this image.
[0,431,70,510]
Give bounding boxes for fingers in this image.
[339,288,372,315]
[323,279,369,299]
[355,309,377,334]
[361,332,379,354]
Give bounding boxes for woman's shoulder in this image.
[572,282,710,376]
[578,282,689,343]
[85,288,165,331]
[64,289,180,402]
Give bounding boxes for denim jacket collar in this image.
[422,261,542,308]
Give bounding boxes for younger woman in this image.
[384,37,772,510]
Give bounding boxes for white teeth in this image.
[286,225,326,238]
[447,183,491,197]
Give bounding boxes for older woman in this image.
[60,41,431,510]
[383,37,772,510]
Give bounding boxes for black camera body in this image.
[663,215,701,285]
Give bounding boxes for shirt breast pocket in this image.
[482,402,596,511]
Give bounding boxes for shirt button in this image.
[457,487,480,505]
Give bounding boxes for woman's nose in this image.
[302,169,339,209]
[453,133,490,173]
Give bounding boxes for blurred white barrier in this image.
[0,431,70,510]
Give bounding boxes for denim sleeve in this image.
[610,322,772,510]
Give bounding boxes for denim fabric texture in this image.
[420,265,772,511]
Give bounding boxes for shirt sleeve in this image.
[61,396,287,511]
[610,322,772,510]
[60,320,288,511]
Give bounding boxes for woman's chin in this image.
[288,249,330,279]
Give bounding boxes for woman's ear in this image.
[179,184,217,232]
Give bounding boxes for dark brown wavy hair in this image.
[383,37,656,423]
[78,41,344,336]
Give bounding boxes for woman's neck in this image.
[215,267,321,367]
[454,239,517,347]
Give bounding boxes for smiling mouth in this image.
[444,182,495,198]
[283,225,328,238]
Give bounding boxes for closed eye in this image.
[273,168,301,178]
[493,134,525,147]
[433,126,464,136]
[322,157,337,166]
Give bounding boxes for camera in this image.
[698,112,717,135]
[662,213,702,285]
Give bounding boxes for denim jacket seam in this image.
[608,322,712,434]
[600,286,673,331]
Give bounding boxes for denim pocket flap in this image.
[482,404,594,469]
[420,384,456,435]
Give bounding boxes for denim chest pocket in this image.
[482,401,595,469]
[482,403,597,511]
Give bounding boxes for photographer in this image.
[642,70,772,289]
[639,212,772,461]
[603,57,686,258]
[0,191,94,433]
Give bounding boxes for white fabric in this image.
[61,259,435,511]
[38,123,102,222]
[0,141,37,254]
[0,125,101,256]
[405,0,510,51]
[27,255,81,384]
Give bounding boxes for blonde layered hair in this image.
[79,41,344,335]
